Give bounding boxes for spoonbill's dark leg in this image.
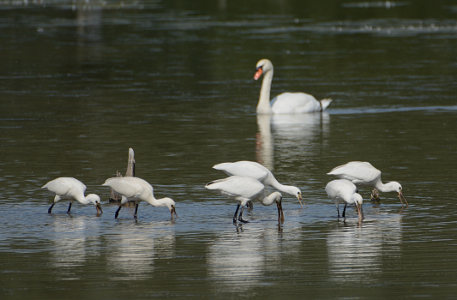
[238,206,249,223]
[133,203,139,220]
[48,203,55,214]
[342,203,347,218]
[67,202,72,214]
[233,204,241,224]
[115,205,122,219]
[337,204,340,218]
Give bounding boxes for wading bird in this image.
[205,176,283,224]
[327,161,407,207]
[212,160,302,207]
[102,176,177,220]
[325,179,363,220]
[42,177,102,215]
[254,58,332,114]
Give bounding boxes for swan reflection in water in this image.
[327,213,402,283]
[106,224,175,280]
[49,216,101,279]
[207,226,300,292]
[256,113,330,170]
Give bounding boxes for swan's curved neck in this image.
[257,70,273,114]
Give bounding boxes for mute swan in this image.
[102,176,177,220]
[254,58,332,114]
[327,161,407,207]
[325,179,363,220]
[42,177,102,215]
[205,176,284,224]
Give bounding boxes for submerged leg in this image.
[133,203,139,220]
[342,203,347,218]
[233,204,241,224]
[115,205,122,219]
[238,206,249,223]
[48,203,55,214]
[67,202,72,214]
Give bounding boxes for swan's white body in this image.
[102,176,177,219]
[42,177,102,215]
[327,161,407,207]
[325,179,363,219]
[254,58,332,114]
[205,176,284,223]
[212,160,302,206]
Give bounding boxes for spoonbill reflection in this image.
[254,58,332,114]
[325,179,363,220]
[205,176,283,224]
[42,177,102,215]
[327,161,407,207]
[212,160,302,207]
[102,177,177,220]
[106,225,175,280]
[327,214,403,283]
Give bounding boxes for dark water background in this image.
[1,0,456,299]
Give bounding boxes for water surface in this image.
[1,0,456,299]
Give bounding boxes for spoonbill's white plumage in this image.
[325,179,363,220]
[212,160,302,207]
[102,176,177,220]
[327,161,407,207]
[205,176,284,224]
[42,177,102,215]
[254,58,332,114]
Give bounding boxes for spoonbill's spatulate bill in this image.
[102,176,177,220]
[42,177,102,215]
[205,176,283,224]
[325,179,363,220]
[327,161,407,207]
[212,160,302,207]
[254,58,332,114]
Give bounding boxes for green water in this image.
[1,0,456,299]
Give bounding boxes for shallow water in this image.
[1,0,456,299]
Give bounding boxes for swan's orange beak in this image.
[254,67,263,80]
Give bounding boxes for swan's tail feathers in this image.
[320,98,333,111]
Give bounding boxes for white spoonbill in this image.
[102,176,177,220]
[205,176,283,224]
[212,160,303,207]
[254,58,332,114]
[325,179,363,220]
[327,161,407,207]
[42,177,102,215]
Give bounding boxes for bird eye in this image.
[256,66,263,71]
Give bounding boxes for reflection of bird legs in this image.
[370,188,381,202]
